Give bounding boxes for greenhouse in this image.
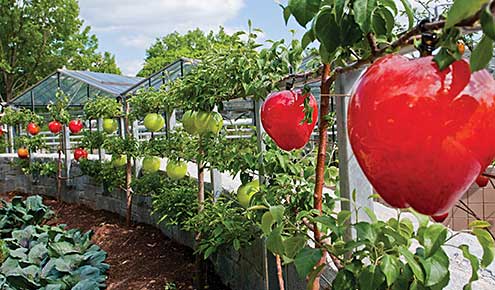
[1,1,495,290]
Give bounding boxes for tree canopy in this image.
[137,27,243,77]
[0,0,120,102]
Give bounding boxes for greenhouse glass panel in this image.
[10,69,143,108]
[123,58,197,96]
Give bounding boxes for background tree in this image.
[0,0,120,102]
[138,27,241,77]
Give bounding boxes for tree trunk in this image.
[311,64,332,290]
[3,74,14,102]
[195,154,206,290]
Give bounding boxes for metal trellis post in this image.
[254,98,269,290]
[335,70,374,227]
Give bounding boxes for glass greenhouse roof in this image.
[122,58,197,96]
[10,69,144,108]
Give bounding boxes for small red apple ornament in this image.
[0,126,3,137]
[69,119,83,134]
[348,55,495,217]
[26,122,40,135]
[261,90,318,151]
[475,174,490,188]
[74,148,88,161]
[48,120,63,134]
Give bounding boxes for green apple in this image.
[237,180,260,208]
[194,111,211,134]
[144,113,165,132]
[182,110,198,135]
[142,156,161,173]
[206,112,223,134]
[112,155,127,167]
[166,160,187,180]
[102,118,118,134]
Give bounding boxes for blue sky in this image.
[79,0,304,76]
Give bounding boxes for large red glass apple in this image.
[261,90,318,151]
[348,54,495,217]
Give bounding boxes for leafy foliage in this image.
[11,159,58,178]
[166,25,301,111]
[138,27,241,77]
[1,108,43,127]
[183,197,259,259]
[14,135,46,152]
[150,176,198,226]
[0,0,120,101]
[128,89,175,121]
[83,97,122,120]
[79,159,125,193]
[47,90,71,124]
[0,195,109,289]
[0,196,53,237]
[79,131,106,151]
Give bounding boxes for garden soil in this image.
[1,192,230,290]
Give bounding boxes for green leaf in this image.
[469,220,492,229]
[434,48,457,71]
[334,0,349,22]
[301,29,316,49]
[399,246,425,282]
[380,255,400,287]
[421,224,448,258]
[294,247,323,278]
[282,5,292,25]
[261,212,275,235]
[363,207,378,223]
[472,228,495,267]
[355,222,377,243]
[337,210,352,225]
[371,9,387,35]
[422,249,449,287]
[358,265,386,290]
[314,6,341,56]
[459,244,480,286]
[470,35,494,72]
[284,235,307,259]
[288,0,322,27]
[446,0,489,29]
[481,3,495,40]
[381,0,398,14]
[353,0,378,33]
[266,225,285,256]
[269,205,285,223]
[398,0,414,29]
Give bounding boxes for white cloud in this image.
[80,0,244,34]
[119,35,154,49]
[119,59,145,76]
[79,0,245,75]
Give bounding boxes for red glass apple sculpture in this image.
[261,90,318,151]
[74,148,88,161]
[348,54,495,217]
[48,120,63,134]
[69,119,84,134]
[26,122,40,135]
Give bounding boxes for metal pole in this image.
[254,99,269,290]
[335,70,373,227]
[30,91,35,112]
[63,125,72,186]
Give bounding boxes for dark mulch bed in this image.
[1,191,230,290]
